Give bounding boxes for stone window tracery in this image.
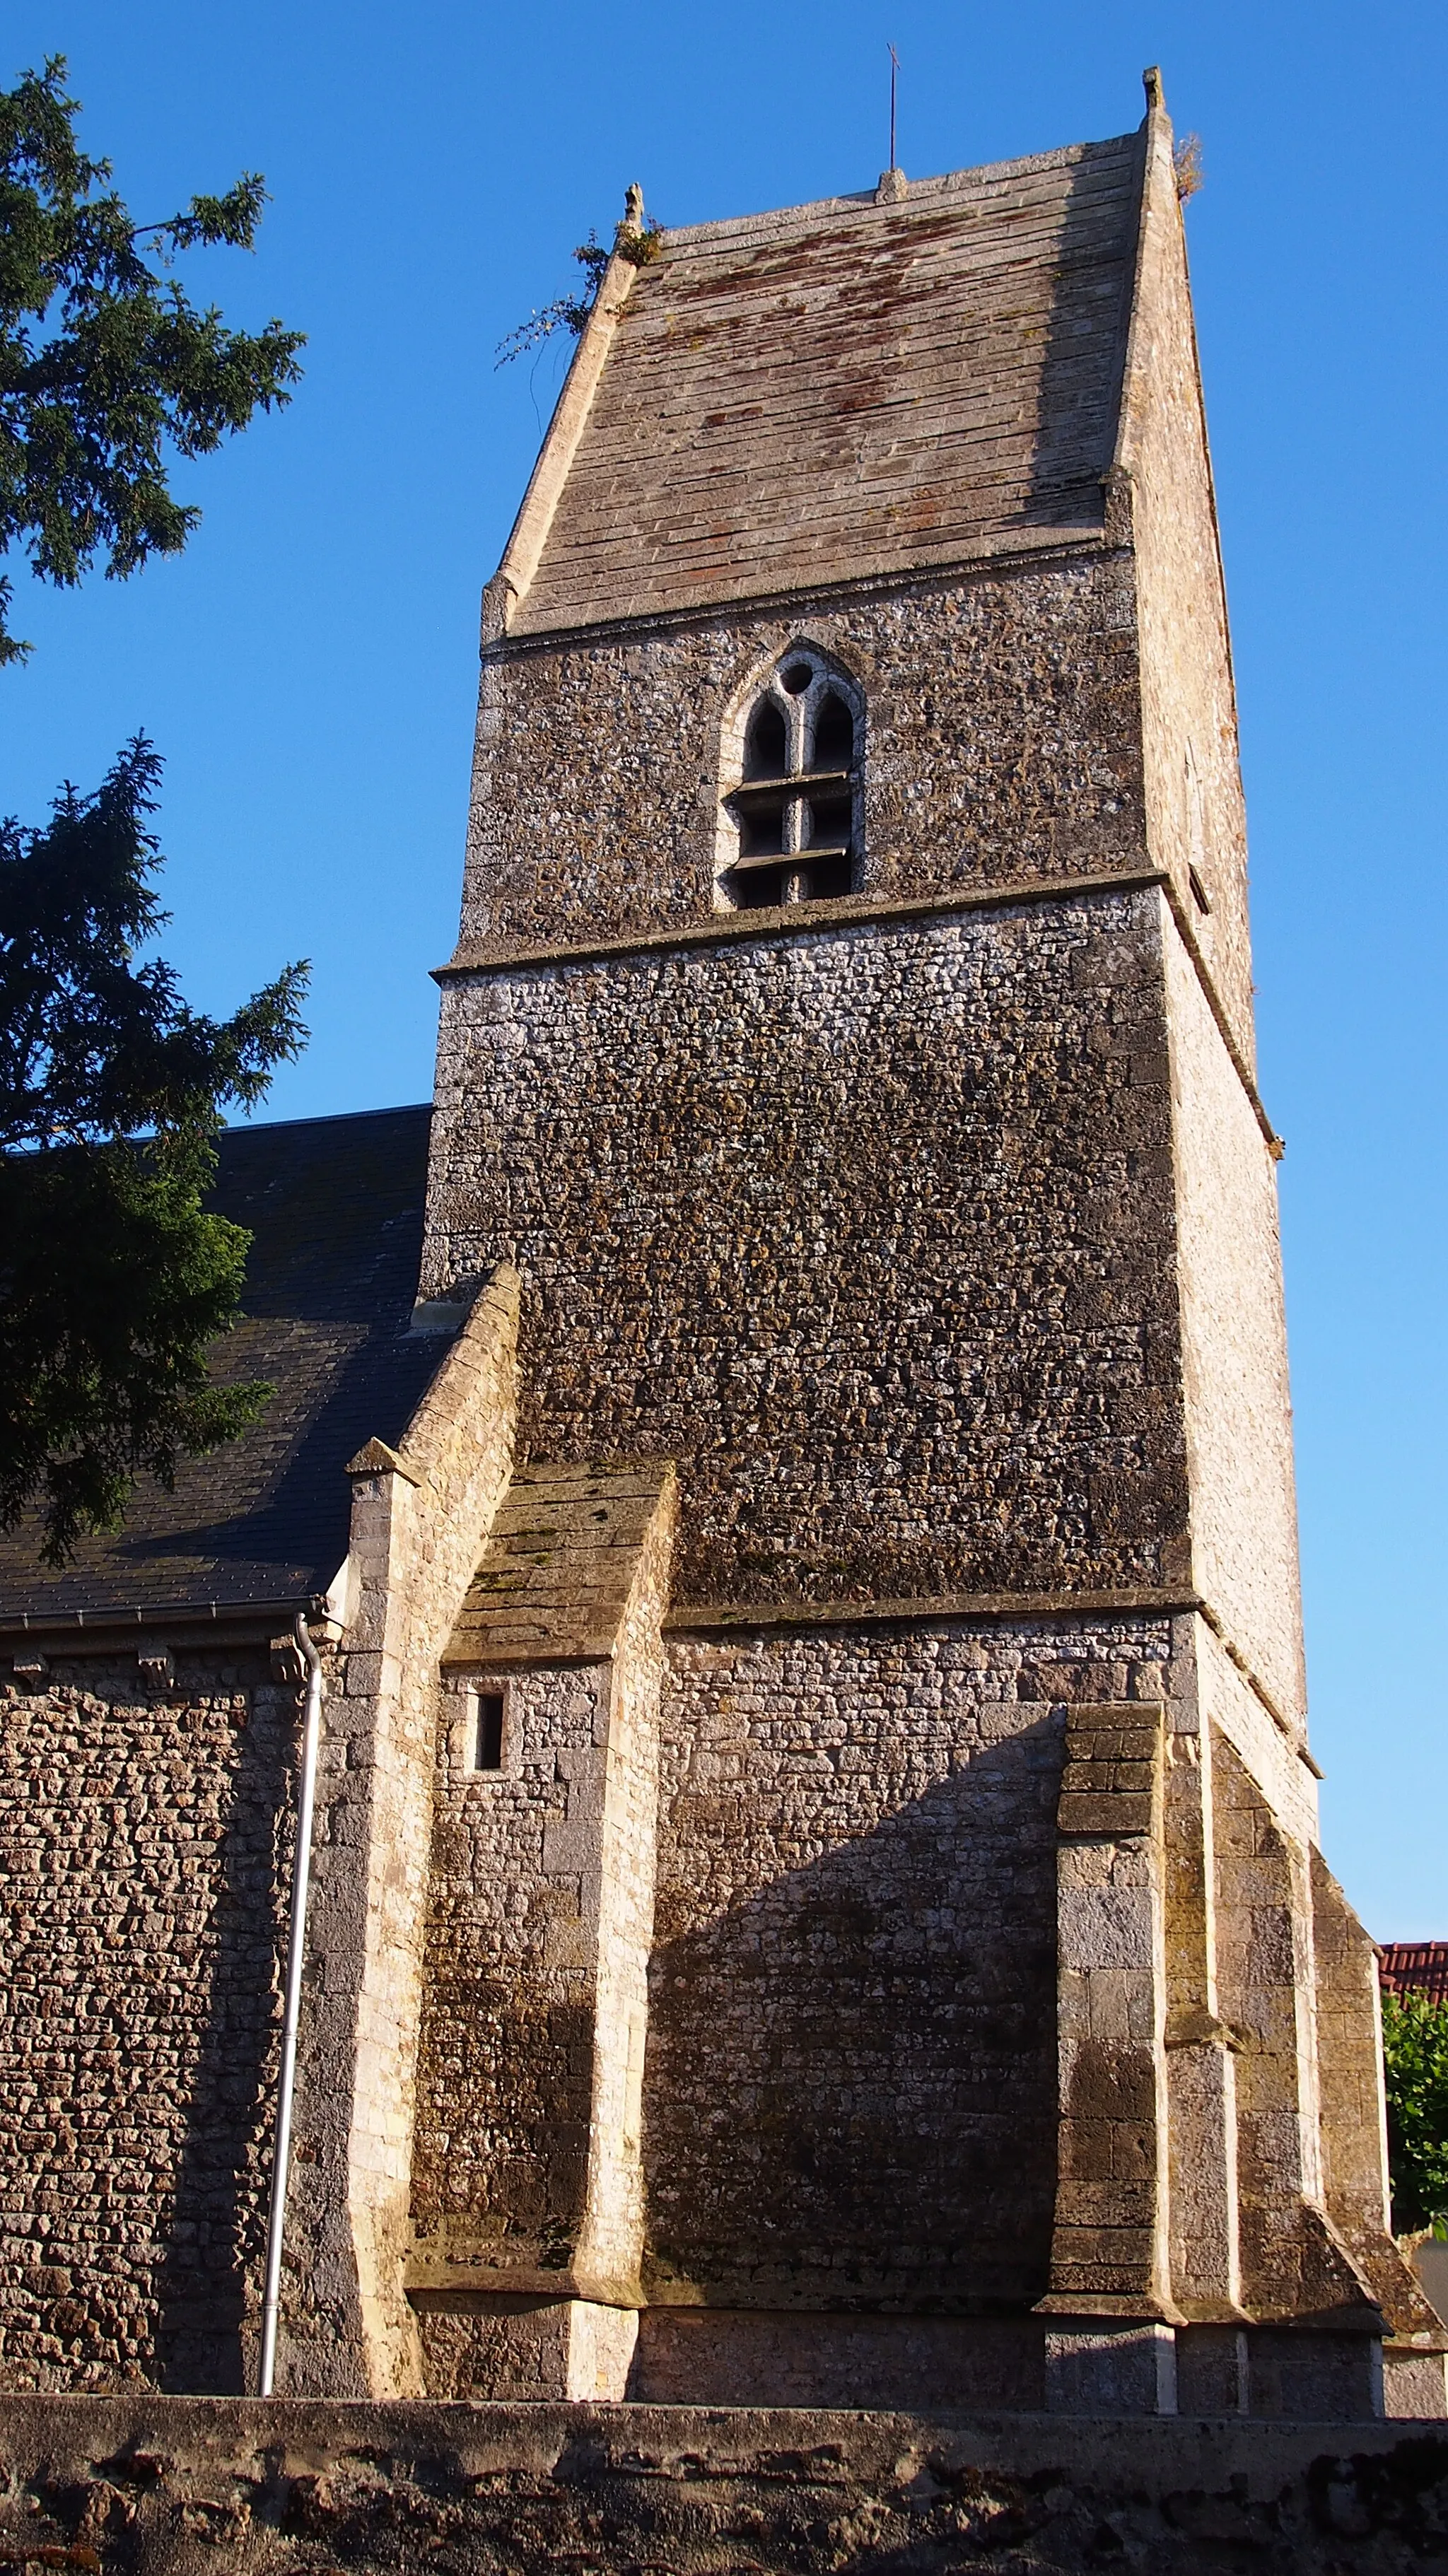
[718,649,862,908]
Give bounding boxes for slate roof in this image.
[1379,1943,1448,2009]
[443,1462,672,1669]
[514,129,1145,635]
[0,1104,438,1628]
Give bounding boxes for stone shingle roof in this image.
[442,1461,674,1668]
[0,1104,437,1629]
[514,130,1145,634]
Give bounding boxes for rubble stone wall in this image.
[1116,98,1256,1061]
[0,1652,293,2394]
[410,1665,607,2279]
[425,887,1188,1609]
[1165,912,1305,1727]
[643,1612,1176,2311]
[457,558,1146,960]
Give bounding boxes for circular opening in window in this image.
[781,662,813,696]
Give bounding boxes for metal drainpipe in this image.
[258,1609,325,2397]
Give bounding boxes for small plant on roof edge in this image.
[496,211,662,368]
[1174,133,1204,201]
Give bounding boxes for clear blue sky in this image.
[2,0,1443,1937]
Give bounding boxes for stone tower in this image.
[0,74,1439,2421]
[272,71,1440,2417]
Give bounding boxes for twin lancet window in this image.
[718,652,861,908]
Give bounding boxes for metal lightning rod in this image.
[888,44,899,172]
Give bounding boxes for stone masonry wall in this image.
[0,1651,293,2394]
[455,558,1144,962]
[1208,1726,1371,2341]
[1164,911,1306,1727]
[1309,1846,1437,2343]
[410,1665,608,2282]
[642,1612,1176,2313]
[424,889,1188,1610]
[1193,1614,1317,1855]
[1114,91,1256,1065]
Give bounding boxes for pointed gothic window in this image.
[720,650,861,908]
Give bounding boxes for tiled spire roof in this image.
[511,130,1145,635]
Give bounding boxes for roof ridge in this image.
[657,129,1140,252]
[221,1099,431,1139]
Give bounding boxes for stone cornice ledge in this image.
[664,1584,1199,1634]
[665,1586,1316,1775]
[438,864,1163,981]
[491,521,1116,660]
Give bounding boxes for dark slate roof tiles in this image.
[0,1104,438,1623]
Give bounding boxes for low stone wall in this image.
[0,2398,1444,2572]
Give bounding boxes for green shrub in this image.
[1382,1987,1448,2235]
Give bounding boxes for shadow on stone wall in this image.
[152,1658,295,2394]
[411,1988,597,2274]
[1024,137,1143,527]
[643,1716,1061,2312]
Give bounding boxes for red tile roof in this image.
[1379,1943,1448,2008]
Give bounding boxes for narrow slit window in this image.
[469,1688,505,1772]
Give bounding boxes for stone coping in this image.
[0,2392,1440,2470]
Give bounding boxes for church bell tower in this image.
[288,71,1441,2418]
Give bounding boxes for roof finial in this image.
[875,44,907,203]
[1143,65,1164,111]
[624,182,646,230]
